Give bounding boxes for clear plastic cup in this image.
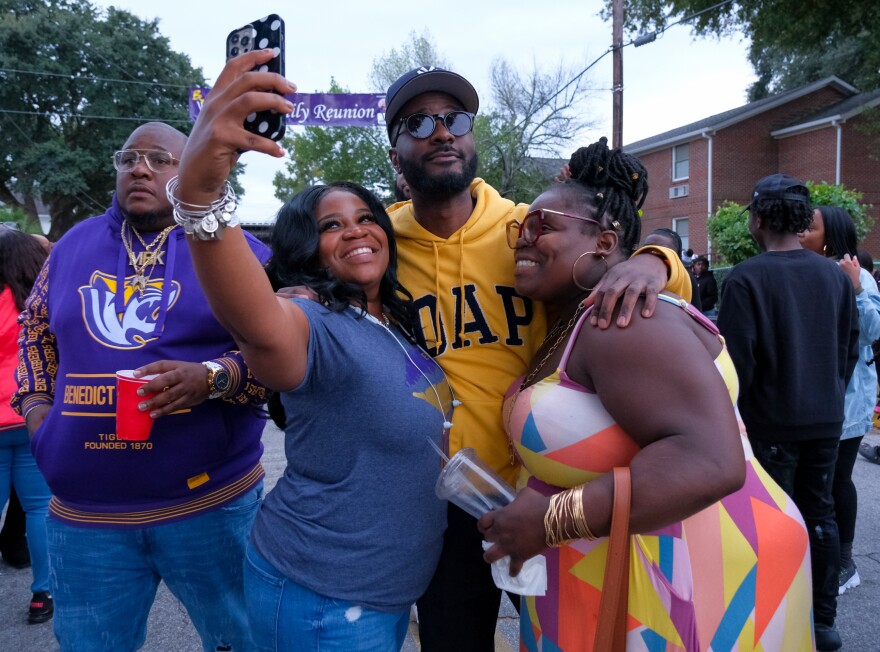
[115,370,157,441]
[435,447,516,519]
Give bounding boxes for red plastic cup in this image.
[115,370,157,441]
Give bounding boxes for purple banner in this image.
[189,87,387,127]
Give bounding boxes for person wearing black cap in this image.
[383,66,695,651]
[718,173,859,651]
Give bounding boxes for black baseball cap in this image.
[743,173,810,213]
[384,67,479,142]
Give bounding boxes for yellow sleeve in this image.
[632,245,692,302]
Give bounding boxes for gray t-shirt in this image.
[250,300,451,612]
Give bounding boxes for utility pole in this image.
[612,0,624,148]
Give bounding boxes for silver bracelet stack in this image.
[165,175,240,240]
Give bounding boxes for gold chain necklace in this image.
[519,302,587,391]
[121,222,176,294]
[129,222,174,251]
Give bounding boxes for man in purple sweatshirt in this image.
[13,122,268,651]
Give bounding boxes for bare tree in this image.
[477,57,596,203]
[368,30,448,92]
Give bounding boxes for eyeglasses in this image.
[112,150,179,174]
[506,208,603,249]
[394,111,475,144]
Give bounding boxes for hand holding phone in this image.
[225,14,286,141]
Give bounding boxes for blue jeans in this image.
[0,427,51,592]
[244,543,409,652]
[47,483,262,652]
[750,437,839,627]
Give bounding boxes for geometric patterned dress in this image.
[502,297,815,651]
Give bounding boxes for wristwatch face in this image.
[213,369,231,393]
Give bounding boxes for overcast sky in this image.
[91,0,755,222]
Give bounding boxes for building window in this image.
[673,217,689,253]
[672,143,689,181]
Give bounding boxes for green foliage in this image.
[748,35,870,101]
[806,181,874,240]
[0,0,206,239]
[473,113,547,205]
[0,203,40,232]
[273,79,394,201]
[707,201,758,266]
[613,1,880,99]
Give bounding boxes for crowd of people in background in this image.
[3,51,880,652]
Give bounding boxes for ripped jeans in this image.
[47,483,262,651]
[750,437,840,627]
[243,543,409,652]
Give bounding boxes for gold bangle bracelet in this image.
[545,486,598,547]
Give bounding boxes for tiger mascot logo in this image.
[79,271,181,350]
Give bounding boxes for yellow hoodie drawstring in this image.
[432,241,442,349]
[457,229,466,343]
[427,229,468,349]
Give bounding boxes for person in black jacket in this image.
[691,255,718,316]
[718,174,859,652]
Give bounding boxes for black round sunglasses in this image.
[393,111,475,145]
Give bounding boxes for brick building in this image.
[624,77,880,259]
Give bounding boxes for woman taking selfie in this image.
[168,51,453,651]
[479,138,814,650]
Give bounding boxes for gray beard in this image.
[399,149,478,198]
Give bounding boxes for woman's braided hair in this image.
[565,137,648,255]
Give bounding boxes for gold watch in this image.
[202,360,231,399]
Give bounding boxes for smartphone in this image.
[225,14,286,141]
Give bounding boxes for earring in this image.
[572,251,608,292]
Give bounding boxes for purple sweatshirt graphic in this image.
[13,197,270,528]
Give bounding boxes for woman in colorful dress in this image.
[479,138,814,651]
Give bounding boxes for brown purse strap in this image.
[593,466,632,651]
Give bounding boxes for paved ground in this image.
[2,425,879,650]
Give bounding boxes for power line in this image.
[630,0,736,48]
[0,66,192,90]
[499,0,737,148]
[0,108,190,125]
[533,0,737,129]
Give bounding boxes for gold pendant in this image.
[136,251,157,267]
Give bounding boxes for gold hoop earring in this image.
[572,251,608,292]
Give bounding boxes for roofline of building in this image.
[770,95,880,138]
[625,76,858,156]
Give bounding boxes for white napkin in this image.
[481,541,547,596]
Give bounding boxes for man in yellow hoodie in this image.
[385,67,691,651]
